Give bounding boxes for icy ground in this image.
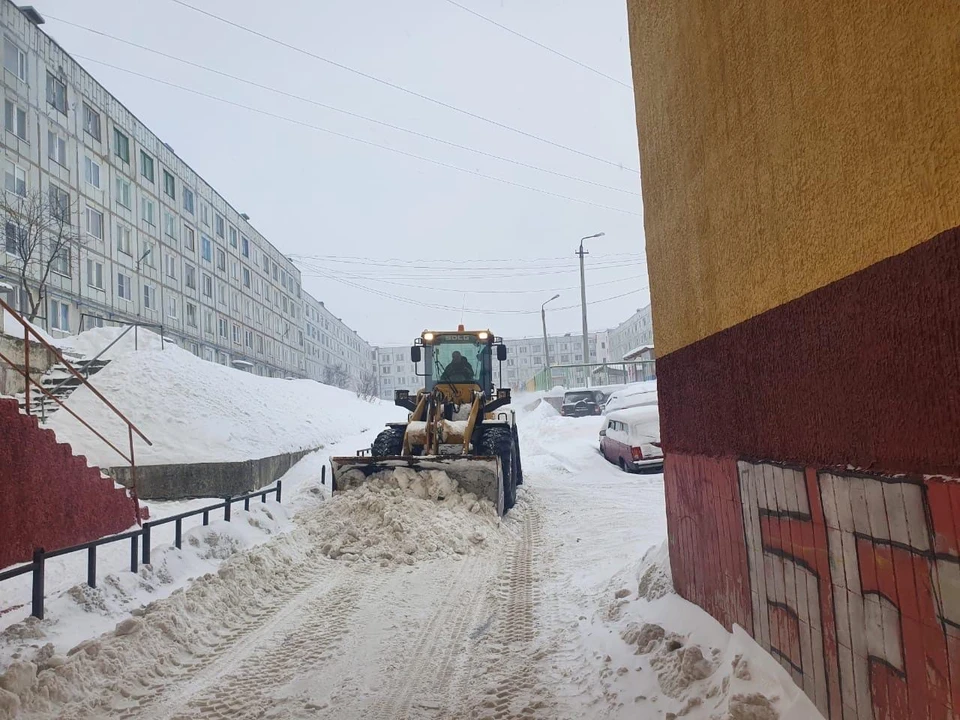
[0,399,821,719]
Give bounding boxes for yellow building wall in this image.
[627,0,960,356]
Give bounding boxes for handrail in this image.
[42,323,135,400]
[0,298,153,523]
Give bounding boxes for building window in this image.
[163,170,175,199]
[167,295,177,318]
[186,302,197,327]
[231,260,239,281]
[165,254,177,279]
[115,176,132,209]
[201,235,212,262]
[4,100,26,140]
[231,291,239,312]
[183,224,195,251]
[116,224,131,255]
[245,330,253,348]
[184,263,196,289]
[140,150,155,183]
[216,248,226,272]
[202,273,213,298]
[86,259,104,289]
[163,211,177,240]
[262,253,270,272]
[142,284,155,310]
[4,165,26,197]
[200,202,209,226]
[5,221,23,255]
[82,103,101,140]
[47,130,66,166]
[85,207,104,240]
[51,245,70,276]
[49,300,69,331]
[204,310,214,335]
[141,197,155,226]
[141,241,155,268]
[4,41,26,81]
[183,187,194,214]
[46,72,67,114]
[114,128,130,163]
[84,156,101,188]
[228,225,237,248]
[232,324,241,345]
[241,236,249,258]
[218,283,226,305]
[257,335,264,353]
[242,266,251,288]
[218,317,228,338]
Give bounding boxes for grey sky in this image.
[40,0,646,345]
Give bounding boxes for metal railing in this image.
[0,482,282,620]
[527,360,657,392]
[79,314,166,352]
[0,298,152,520]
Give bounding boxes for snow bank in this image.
[585,545,823,719]
[46,335,403,466]
[0,309,59,347]
[314,468,500,566]
[56,325,165,359]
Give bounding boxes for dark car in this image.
[560,389,606,417]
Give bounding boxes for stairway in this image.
[16,356,112,421]
[0,397,141,569]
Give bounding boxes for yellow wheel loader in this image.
[330,326,523,516]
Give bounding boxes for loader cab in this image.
[409,326,505,400]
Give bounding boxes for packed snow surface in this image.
[45,327,403,466]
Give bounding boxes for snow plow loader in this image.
[330,326,522,516]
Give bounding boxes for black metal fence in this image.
[0,482,282,620]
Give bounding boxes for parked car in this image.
[602,380,658,415]
[599,405,663,472]
[560,388,607,417]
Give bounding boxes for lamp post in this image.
[541,294,560,383]
[576,232,604,386]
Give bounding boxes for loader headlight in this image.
[423,332,434,342]
[478,331,489,340]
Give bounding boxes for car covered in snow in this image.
[599,405,663,472]
[560,387,609,417]
[602,380,658,415]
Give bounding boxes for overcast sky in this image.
[40,0,646,345]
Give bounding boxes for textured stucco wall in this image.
[627,0,960,356]
[0,399,139,569]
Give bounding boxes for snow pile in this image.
[46,333,403,466]
[56,325,165,359]
[313,468,500,566]
[587,545,822,720]
[0,308,59,347]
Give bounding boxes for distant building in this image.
[606,305,654,364]
[375,345,421,401]
[501,332,599,390]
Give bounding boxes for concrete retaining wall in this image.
[107,447,318,500]
[0,333,56,396]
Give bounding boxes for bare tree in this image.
[322,363,350,390]
[0,188,84,322]
[355,369,380,402]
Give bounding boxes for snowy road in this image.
[7,401,817,720]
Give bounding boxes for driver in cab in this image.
[440,351,475,382]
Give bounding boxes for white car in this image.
[599,405,663,472]
[602,380,658,415]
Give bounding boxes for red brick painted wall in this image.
[668,452,960,719]
[0,398,140,569]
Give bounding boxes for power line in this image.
[290,251,644,265]
[293,260,645,281]
[440,0,633,90]
[292,256,645,272]
[76,55,642,217]
[167,0,639,173]
[47,15,638,197]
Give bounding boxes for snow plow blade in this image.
[329,455,505,517]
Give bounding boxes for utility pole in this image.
[577,232,604,386]
[541,294,559,380]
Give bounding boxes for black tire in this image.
[371,426,405,457]
[476,426,516,512]
[511,424,523,487]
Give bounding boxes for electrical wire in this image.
[440,0,633,90]
[291,251,644,265]
[292,256,645,272]
[47,15,638,197]
[75,55,643,217]
[167,0,639,173]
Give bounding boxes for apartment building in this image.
[0,3,376,383]
[606,305,654,364]
[375,345,420,401]
[500,332,599,389]
[303,293,375,386]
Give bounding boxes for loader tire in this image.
[476,426,516,512]
[512,424,523,486]
[371,426,405,457]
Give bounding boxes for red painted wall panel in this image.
[0,398,139,569]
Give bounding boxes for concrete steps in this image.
[16,357,111,421]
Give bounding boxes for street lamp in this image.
[541,294,560,377]
[576,232,604,386]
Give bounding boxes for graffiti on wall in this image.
[738,460,960,720]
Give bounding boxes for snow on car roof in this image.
[605,404,660,424]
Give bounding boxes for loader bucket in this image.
[329,455,505,517]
